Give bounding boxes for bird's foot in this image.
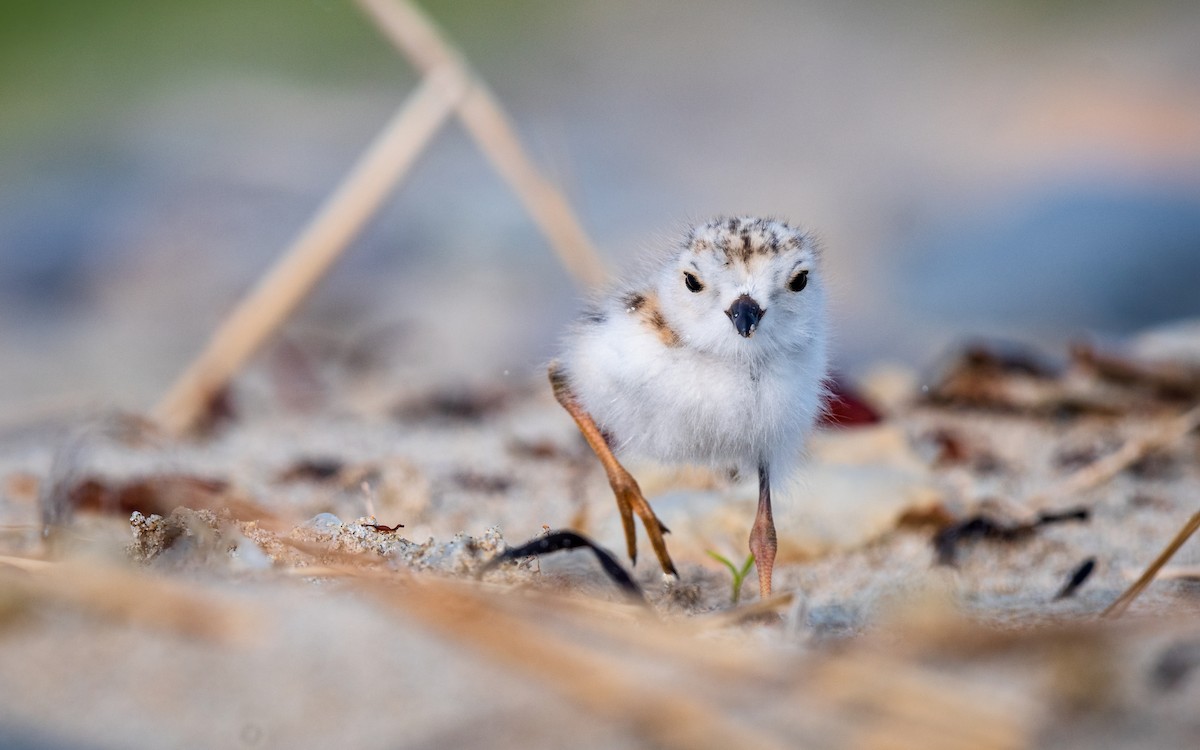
[614,480,679,579]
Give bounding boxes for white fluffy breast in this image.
[561,300,828,477]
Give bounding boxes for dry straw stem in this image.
[0,557,260,642]
[0,555,51,573]
[0,393,93,440]
[482,583,784,684]
[701,590,797,629]
[366,576,792,750]
[280,565,357,578]
[356,0,609,287]
[291,549,778,684]
[358,573,1029,750]
[153,68,467,434]
[1152,565,1200,581]
[1027,403,1200,516]
[1102,510,1200,619]
[265,530,1027,748]
[811,652,1030,750]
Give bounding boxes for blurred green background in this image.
[2,0,1199,417]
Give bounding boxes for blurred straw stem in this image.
[360,574,1029,750]
[1151,565,1200,581]
[356,0,609,287]
[0,557,260,642]
[1025,403,1200,516]
[0,554,51,572]
[155,0,606,435]
[153,68,465,434]
[368,576,793,750]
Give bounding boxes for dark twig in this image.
[481,530,644,602]
[934,508,1090,566]
[1054,557,1096,600]
[362,521,405,533]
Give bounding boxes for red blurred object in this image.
[821,375,882,427]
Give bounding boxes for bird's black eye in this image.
[788,270,808,292]
[684,272,704,293]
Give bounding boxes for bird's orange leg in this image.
[549,363,678,577]
[749,462,776,598]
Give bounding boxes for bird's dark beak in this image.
[726,295,765,338]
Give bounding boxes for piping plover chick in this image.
[550,216,829,598]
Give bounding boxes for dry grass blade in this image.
[1072,343,1200,399]
[356,0,609,287]
[0,394,93,439]
[475,583,787,685]
[1103,510,1200,619]
[701,591,796,628]
[421,578,795,688]
[813,652,1030,750]
[1151,565,1200,581]
[280,565,358,578]
[0,558,260,642]
[364,576,794,750]
[456,82,609,285]
[354,572,1035,750]
[0,554,52,572]
[154,67,467,435]
[1026,404,1200,516]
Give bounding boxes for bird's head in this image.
[656,217,827,361]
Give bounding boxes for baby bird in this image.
[550,216,829,598]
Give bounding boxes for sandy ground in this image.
[3,3,1200,747]
[2,338,1200,749]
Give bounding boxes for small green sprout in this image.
[706,550,755,605]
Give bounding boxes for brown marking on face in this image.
[622,291,646,312]
[688,217,815,268]
[626,290,681,347]
[764,227,782,254]
[721,228,760,264]
[739,228,753,260]
[646,306,682,348]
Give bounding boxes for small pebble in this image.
[305,513,343,532]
